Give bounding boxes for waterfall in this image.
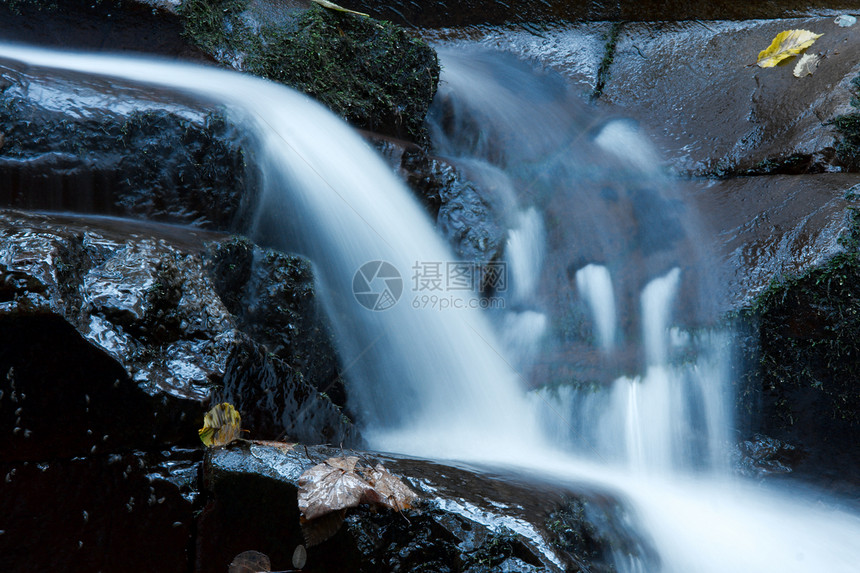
[3,42,860,573]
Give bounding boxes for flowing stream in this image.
[2,42,860,572]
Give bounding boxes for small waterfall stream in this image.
[2,42,860,572]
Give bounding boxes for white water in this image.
[575,264,617,352]
[4,43,860,572]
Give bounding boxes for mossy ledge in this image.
[831,75,860,171]
[736,195,860,479]
[180,0,440,145]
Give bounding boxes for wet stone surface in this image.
[0,209,355,570]
[0,59,256,229]
[199,441,656,573]
[600,18,860,177]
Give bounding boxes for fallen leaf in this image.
[297,456,370,521]
[365,464,419,512]
[296,456,419,545]
[310,0,369,17]
[757,30,822,68]
[198,402,242,447]
[793,53,821,77]
[229,550,271,573]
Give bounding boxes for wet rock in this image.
[0,449,200,573]
[198,440,656,572]
[422,23,611,98]
[600,18,860,176]
[735,196,860,494]
[688,174,860,310]
[216,340,357,446]
[0,62,256,229]
[732,433,801,479]
[331,0,859,27]
[0,0,209,58]
[0,208,356,570]
[206,237,344,403]
[0,210,352,443]
[180,0,440,144]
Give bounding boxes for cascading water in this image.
[3,42,860,572]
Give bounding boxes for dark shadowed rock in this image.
[332,0,858,27]
[0,449,200,572]
[0,60,256,229]
[198,441,657,572]
[0,0,210,58]
[0,209,356,571]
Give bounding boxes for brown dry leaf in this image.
[228,550,271,573]
[297,456,370,521]
[297,456,420,545]
[365,463,419,512]
[198,402,242,447]
[249,440,296,454]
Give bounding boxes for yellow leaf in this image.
[199,402,242,447]
[310,0,369,17]
[757,30,822,68]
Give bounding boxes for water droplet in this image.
[14,407,22,416]
[84,394,90,404]
[87,429,93,436]
[78,540,83,549]
[172,521,182,528]
[82,510,89,523]
[102,435,109,442]
[90,445,97,454]
[13,427,20,435]
[113,379,120,388]
[24,429,31,438]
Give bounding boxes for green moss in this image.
[180,0,439,144]
[739,200,860,427]
[592,22,624,101]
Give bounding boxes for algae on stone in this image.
[180,0,440,144]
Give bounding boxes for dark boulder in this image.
[198,440,657,572]
[0,61,256,229]
[331,0,859,27]
[0,208,357,571]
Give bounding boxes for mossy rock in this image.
[180,0,440,144]
[832,75,860,171]
[736,198,860,483]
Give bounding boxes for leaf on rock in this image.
[757,30,822,68]
[228,550,271,573]
[310,0,369,17]
[793,53,821,78]
[297,456,369,521]
[296,456,419,545]
[365,463,419,512]
[198,402,242,447]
